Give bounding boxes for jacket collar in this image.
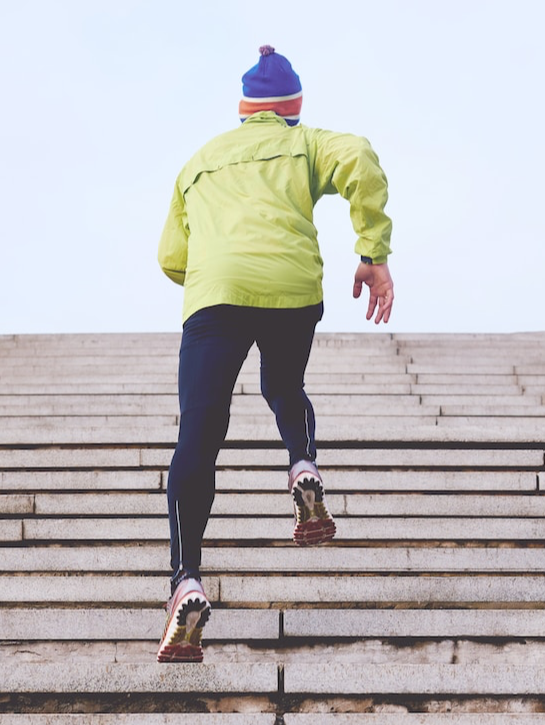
[242,111,289,128]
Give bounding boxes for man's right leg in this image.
[158,305,253,663]
[167,305,254,588]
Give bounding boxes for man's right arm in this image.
[304,127,392,265]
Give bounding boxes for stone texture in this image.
[31,492,343,517]
[3,544,545,574]
[284,717,545,724]
[0,575,219,603]
[0,662,278,693]
[0,717,275,725]
[0,520,22,541]
[283,609,545,638]
[0,608,278,641]
[0,448,141,469]
[283,663,545,695]
[0,470,162,491]
[0,415,177,429]
[344,493,545,517]
[0,494,33,514]
[218,575,545,604]
[3,331,545,713]
[20,516,545,542]
[145,448,545,468]
[213,469,537,492]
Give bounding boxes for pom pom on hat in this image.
[239,46,302,126]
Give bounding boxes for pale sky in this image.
[1,0,544,335]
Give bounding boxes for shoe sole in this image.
[157,593,211,663]
[291,474,336,546]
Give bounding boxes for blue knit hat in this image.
[239,45,302,126]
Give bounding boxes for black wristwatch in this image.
[360,256,373,265]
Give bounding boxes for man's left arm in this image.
[158,180,189,286]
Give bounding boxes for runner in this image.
[157,45,394,662]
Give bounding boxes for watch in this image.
[360,256,373,265]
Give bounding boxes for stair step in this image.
[2,575,540,605]
[4,491,544,517]
[284,717,545,724]
[0,712,276,725]
[11,516,545,542]
[2,545,545,574]
[283,663,545,695]
[1,446,541,470]
[0,717,276,725]
[1,469,537,492]
[1,662,545,696]
[0,608,278,641]
[0,662,277,694]
[2,331,545,714]
[2,607,545,641]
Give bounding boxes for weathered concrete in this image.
[283,609,545,638]
[5,420,545,446]
[343,493,545,517]
[200,448,545,468]
[0,575,218,603]
[0,608,279,641]
[0,662,278,693]
[283,663,545,695]
[0,494,33,514]
[0,393,180,415]
[0,470,162,491]
[0,415,177,429]
[411,383,523,394]
[20,516,545,542]
[408,364,516,375]
[2,331,545,713]
[0,448,142,469]
[33,489,545,518]
[3,544,544,574]
[2,574,542,605]
[31,492,340,517]
[218,575,545,604]
[416,371,521,382]
[284,717,545,724]
[213,469,538,492]
[0,520,23,542]
[441,406,545,417]
[0,717,276,725]
[242,382,413,395]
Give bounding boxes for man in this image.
[156,46,394,663]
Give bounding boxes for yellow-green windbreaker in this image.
[158,111,392,323]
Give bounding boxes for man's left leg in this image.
[256,303,336,546]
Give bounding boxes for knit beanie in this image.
[239,45,302,126]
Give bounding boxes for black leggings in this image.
[167,302,323,583]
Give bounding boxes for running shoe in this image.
[157,575,211,663]
[288,460,336,546]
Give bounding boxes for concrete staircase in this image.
[1,331,545,723]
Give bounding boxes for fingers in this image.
[353,280,363,299]
[374,292,394,324]
[366,293,377,320]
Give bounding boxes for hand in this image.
[353,261,394,324]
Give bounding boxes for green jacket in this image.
[158,112,392,322]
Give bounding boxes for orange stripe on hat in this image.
[239,95,303,119]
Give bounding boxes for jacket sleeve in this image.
[157,180,189,285]
[304,127,392,264]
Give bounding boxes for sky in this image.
[0,0,544,335]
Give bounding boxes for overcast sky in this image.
[1,0,544,335]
